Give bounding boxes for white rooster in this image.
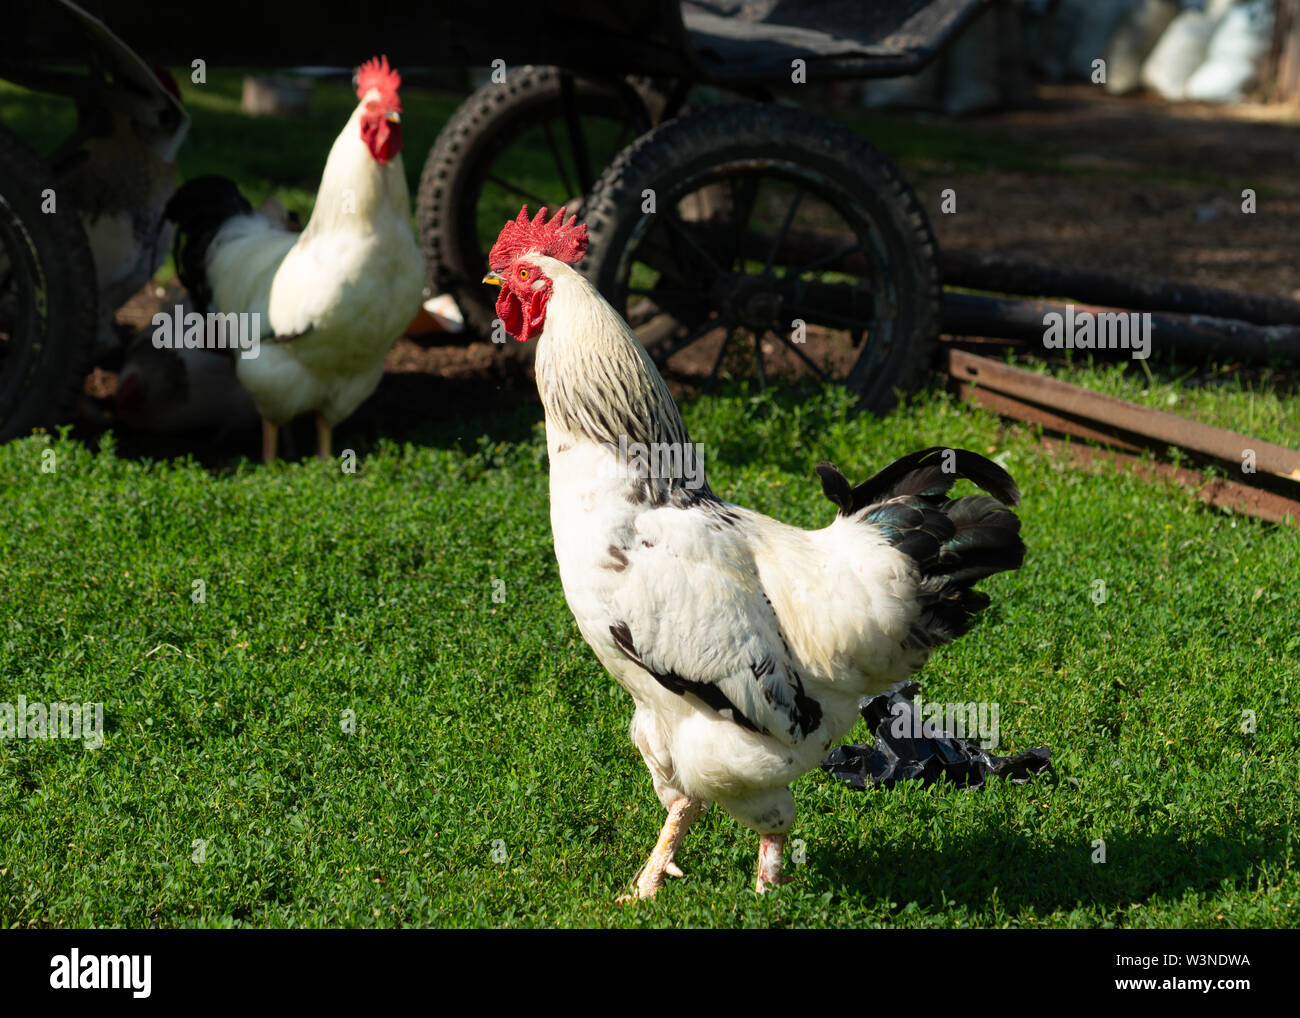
[483,206,1026,899]
[165,56,423,461]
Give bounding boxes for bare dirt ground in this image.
[89,83,1300,460]
[911,84,1300,299]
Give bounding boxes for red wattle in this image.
[361,116,402,164]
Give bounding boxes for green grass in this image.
[2,66,1297,928]
[1,388,1297,928]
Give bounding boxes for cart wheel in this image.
[580,103,940,412]
[0,126,97,443]
[417,66,659,340]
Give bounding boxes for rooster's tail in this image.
[816,447,1024,649]
[164,176,253,311]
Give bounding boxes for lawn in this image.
[2,386,1297,927]
[0,70,1298,928]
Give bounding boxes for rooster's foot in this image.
[615,857,686,904]
[616,796,705,904]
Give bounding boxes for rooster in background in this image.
[165,56,423,461]
[484,206,1025,899]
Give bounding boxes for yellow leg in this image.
[261,419,278,464]
[617,797,706,903]
[315,413,332,461]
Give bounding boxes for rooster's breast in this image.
[234,224,421,424]
[267,223,423,373]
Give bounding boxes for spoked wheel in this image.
[580,103,940,412]
[0,126,97,443]
[417,65,663,340]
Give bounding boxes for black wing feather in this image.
[610,622,762,733]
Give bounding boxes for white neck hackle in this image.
[304,87,409,235]
[531,256,693,456]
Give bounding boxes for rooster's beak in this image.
[482,271,502,286]
[386,111,401,124]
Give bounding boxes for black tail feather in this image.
[818,446,1020,515]
[164,175,254,311]
[817,448,1025,648]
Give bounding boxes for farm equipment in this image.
[0,0,188,441]
[415,0,991,413]
[0,0,988,441]
[1,1,1297,522]
[407,0,1300,522]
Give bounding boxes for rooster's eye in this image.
[519,268,530,281]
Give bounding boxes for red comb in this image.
[489,206,588,269]
[357,55,401,108]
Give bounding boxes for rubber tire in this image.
[0,126,97,442]
[416,66,651,339]
[579,103,940,414]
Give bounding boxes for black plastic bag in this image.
[821,681,1053,791]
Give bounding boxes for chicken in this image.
[164,56,423,461]
[483,206,1026,899]
[114,316,259,439]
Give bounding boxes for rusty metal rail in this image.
[948,349,1300,525]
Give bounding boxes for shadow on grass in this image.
[74,365,543,470]
[808,821,1284,915]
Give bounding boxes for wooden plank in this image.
[955,383,1144,452]
[948,349,1300,484]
